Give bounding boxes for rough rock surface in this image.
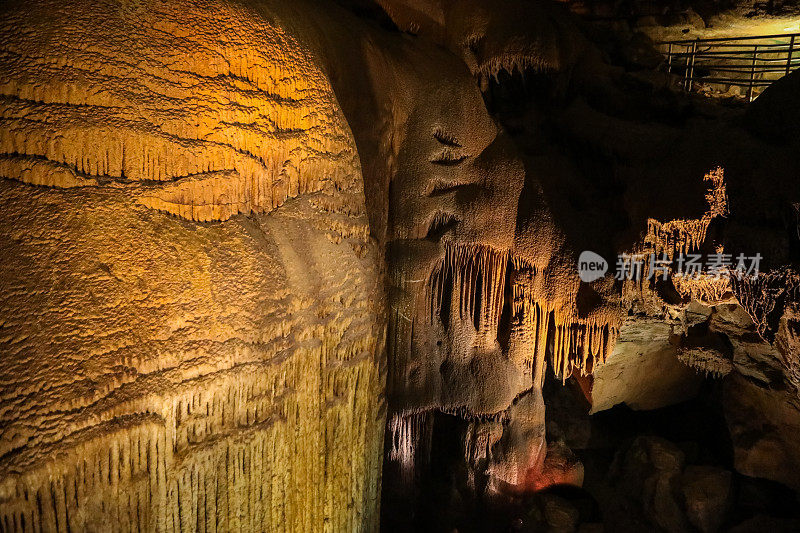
[724,375,800,490]
[612,436,690,532]
[591,316,704,412]
[0,1,385,531]
[681,465,732,533]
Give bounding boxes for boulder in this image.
[724,374,800,490]
[613,436,691,532]
[542,494,580,532]
[680,466,733,533]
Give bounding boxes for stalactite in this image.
[730,268,800,342]
[677,348,733,378]
[426,244,508,335]
[730,268,800,392]
[672,273,733,304]
[387,412,433,486]
[0,330,385,532]
[642,167,728,260]
[508,256,621,382]
[475,55,555,91]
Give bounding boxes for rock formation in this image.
[1,0,799,531]
[0,1,385,531]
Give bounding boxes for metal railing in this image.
[660,32,800,101]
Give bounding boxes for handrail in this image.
[659,32,800,44]
[660,32,799,101]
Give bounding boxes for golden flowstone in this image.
[0,1,384,531]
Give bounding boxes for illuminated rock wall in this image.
[2,0,799,529]
[0,0,359,222]
[0,1,385,531]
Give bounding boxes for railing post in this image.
[682,44,688,90]
[748,44,758,102]
[786,34,796,76]
[686,39,698,91]
[667,42,673,73]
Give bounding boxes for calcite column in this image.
[0,1,386,531]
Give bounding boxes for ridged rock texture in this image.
[0,0,360,222]
[0,1,385,532]
[4,0,800,530]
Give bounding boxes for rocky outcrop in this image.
[591,316,704,412]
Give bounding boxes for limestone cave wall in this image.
[0,0,799,532]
